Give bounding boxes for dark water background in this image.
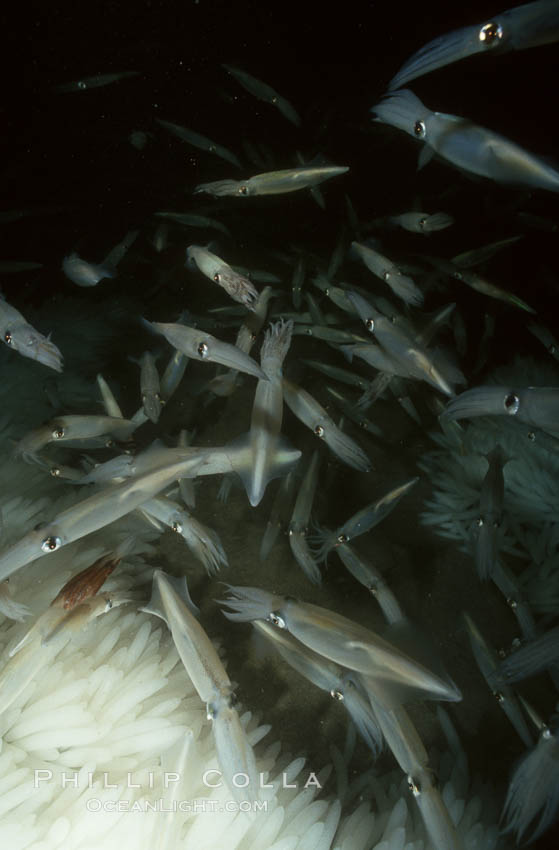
[1,1,559,847]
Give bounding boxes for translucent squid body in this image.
[474,445,508,581]
[194,165,349,198]
[389,0,559,90]
[282,377,372,472]
[138,495,227,575]
[228,320,301,506]
[149,320,267,380]
[351,241,424,307]
[288,450,321,584]
[62,253,115,287]
[0,548,129,712]
[0,447,223,582]
[347,292,463,396]
[207,286,272,397]
[312,477,419,563]
[388,211,454,233]
[463,613,533,748]
[156,118,241,168]
[142,570,259,803]
[372,89,559,193]
[221,587,461,704]
[0,296,63,373]
[62,230,137,286]
[14,414,138,461]
[186,245,259,310]
[495,623,559,684]
[132,351,162,424]
[253,620,383,757]
[443,385,559,437]
[223,64,301,126]
[502,716,559,844]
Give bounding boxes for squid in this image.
[0,296,63,373]
[194,165,349,198]
[474,445,508,581]
[351,241,424,306]
[131,352,162,424]
[96,373,124,418]
[388,211,454,233]
[228,320,300,506]
[156,118,241,168]
[288,450,321,584]
[150,320,267,380]
[53,71,140,93]
[253,620,383,757]
[463,613,533,747]
[389,0,559,90]
[0,447,231,582]
[443,385,559,437]
[186,245,259,310]
[138,495,227,575]
[372,88,559,192]
[220,586,461,704]
[208,286,272,397]
[502,714,559,844]
[312,478,418,563]
[0,547,130,710]
[223,64,301,126]
[14,414,138,461]
[282,378,372,472]
[347,292,463,396]
[142,570,259,803]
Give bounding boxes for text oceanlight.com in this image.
[85,799,269,814]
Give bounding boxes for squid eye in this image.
[213,273,221,283]
[41,535,62,552]
[330,689,344,701]
[197,342,209,358]
[479,21,502,45]
[337,533,348,544]
[476,517,484,527]
[269,611,286,629]
[171,521,183,533]
[314,424,325,437]
[52,427,65,439]
[77,80,87,89]
[419,218,427,229]
[4,331,13,344]
[383,271,391,281]
[365,318,374,332]
[407,775,421,796]
[504,392,520,415]
[413,120,426,138]
[206,703,217,720]
[105,598,113,610]
[238,185,249,196]
[50,467,61,477]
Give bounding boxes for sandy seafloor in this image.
[2,0,559,846]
